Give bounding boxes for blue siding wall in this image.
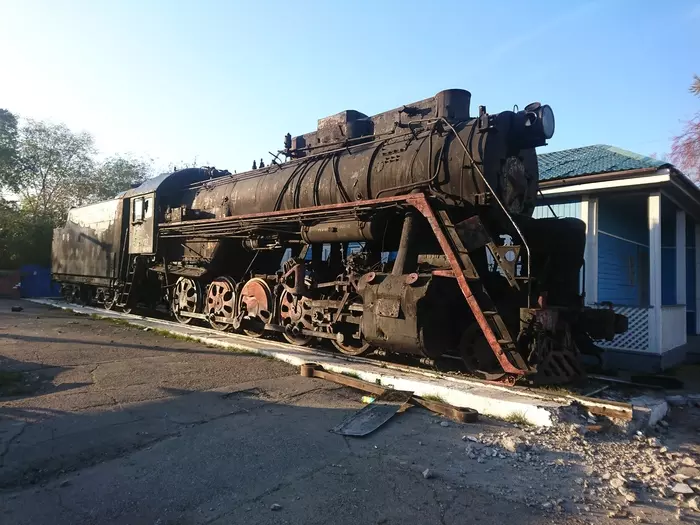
[662,247,676,305]
[597,195,649,306]
[598,195,648,244]
[598,233,648,305]
[688,246,696,334]
[661,197,677,305]
[533,199,582,219]
[688,220,697,334]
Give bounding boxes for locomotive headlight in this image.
[518,102,555,147]
[540,104,555,139]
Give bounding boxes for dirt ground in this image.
[1,298,699,525]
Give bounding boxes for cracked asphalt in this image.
[0,299,643,524]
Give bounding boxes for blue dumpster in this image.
[19,265,61,298]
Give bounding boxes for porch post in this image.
[676,210,686,305]
[696,223,700,334]
[648,193,662,353]
[581,196,598,305]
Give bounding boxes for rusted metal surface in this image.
[238,277,272,337]
[279,292,314,345]
[454,216,490,252]
[51,87,630,387]
[431,269,456,278]
[171,277,202,324]
[407,194,528,376]
[409,396,479,424]
[182,88,538,224]
[51,198,127,287]
[357,272,437,357]
[299,363,478,423]
[331,390,414,437]
[128,192,156,254]
[205,276,237,331]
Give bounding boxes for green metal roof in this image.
[538,144,668,182]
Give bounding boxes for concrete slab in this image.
[28,298,643,429]
[629,395,669,428]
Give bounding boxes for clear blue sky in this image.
[1,0,698,174]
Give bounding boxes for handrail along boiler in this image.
[51,88,628,385]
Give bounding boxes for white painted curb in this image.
[27,298,623,428]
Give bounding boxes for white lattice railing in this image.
[590,304,650,352]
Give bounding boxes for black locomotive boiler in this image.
[51,88,627,385]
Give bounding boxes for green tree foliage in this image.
[93,155,152,201]
[0,108,155,269]
[0,198,54,269]
[10,118,97,221]
[0,109,19,187]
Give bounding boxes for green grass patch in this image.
[0,371,28,396]
[503,410,531,426]
[537,383,576,396]
[150,328,197,342]
[341,371,361,380]
[95,315,132,327]
[421,393,446,404]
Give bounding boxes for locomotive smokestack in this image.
[435,89,471,121]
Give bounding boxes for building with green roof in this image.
[535,144,700,371]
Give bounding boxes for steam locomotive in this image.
[51,88,627,385]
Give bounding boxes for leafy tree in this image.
[0,112,156,269]
[670,75,700,181]
[8,119,97,221]
[0,109,18,187]
[0,198,54,269]
[92,155,153,201]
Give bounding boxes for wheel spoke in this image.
[172,277,201,324]
[205,277,237,331]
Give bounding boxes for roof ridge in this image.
[603,145,665,164]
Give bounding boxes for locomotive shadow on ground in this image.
[0,383,683,525]
[0,355,89,400]
[0,332,252,359]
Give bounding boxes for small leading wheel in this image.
[205,276,237,331]
[171,277,202,324]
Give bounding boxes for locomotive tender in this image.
[51,88,628,385]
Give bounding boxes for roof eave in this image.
[539,166,664,189]
[662,168,700,222]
